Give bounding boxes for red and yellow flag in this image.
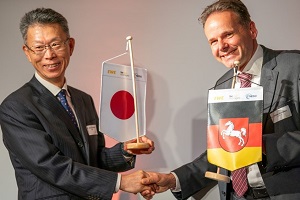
[207,87,263,171]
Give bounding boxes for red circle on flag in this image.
[110,90,135,120]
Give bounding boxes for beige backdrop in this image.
[1,0,300,199]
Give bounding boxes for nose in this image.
[218,39,228,51]
[44,46,56,58]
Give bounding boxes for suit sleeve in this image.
[171,152,217,200]
[263,66,300,172]
[0,98,118,200]
[263,110,300,172]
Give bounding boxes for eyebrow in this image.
[30,37,64,44]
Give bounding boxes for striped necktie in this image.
[231,72,252,197]
[238,72,252,88]
[57,89,78,128]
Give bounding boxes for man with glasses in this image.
[0,8,155,200]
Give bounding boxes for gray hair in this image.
[199,0,251,28]
[20,8,70,42]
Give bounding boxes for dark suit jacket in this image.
[0,76,135,200]
[172,46,300,200]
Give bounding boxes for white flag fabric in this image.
[99,62,147,142]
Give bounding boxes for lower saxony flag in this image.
[207,87,263,171]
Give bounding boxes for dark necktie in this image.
[57,89,78,128]
[231,72,252,197]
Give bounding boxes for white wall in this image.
[1,0,300,199]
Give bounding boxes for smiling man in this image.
[0,8,155,200]
[23,23,73,88]
[204,10,257,71]
[141,0,300,200]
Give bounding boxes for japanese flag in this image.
[99,62,147,142]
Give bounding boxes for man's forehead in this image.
[27,23,62,31]
[26,24,66,42]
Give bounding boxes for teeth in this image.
[223,52,233,57]
[46,64,59,68]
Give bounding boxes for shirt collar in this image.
[238,45,263,76]
[35,72,70,97]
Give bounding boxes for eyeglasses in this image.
[25,38,70,56]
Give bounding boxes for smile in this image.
[44,63,60,68]
[220,49,237,58]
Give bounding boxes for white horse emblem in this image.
[221,120,247,146]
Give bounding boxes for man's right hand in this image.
[140,172,176,199]
[120,170,156,196]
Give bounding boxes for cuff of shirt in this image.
[115,173,121,193]
[170,172,181,192]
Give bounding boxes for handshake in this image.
[120,170,177,199]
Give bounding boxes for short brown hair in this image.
[199,0,251,28]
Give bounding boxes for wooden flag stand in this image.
[205,168,230,183]
[125,36,150,150]
[205,61,240,183]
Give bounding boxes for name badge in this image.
[86,125,98,135]
[270,105,292,123]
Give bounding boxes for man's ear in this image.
[249,21,258,39]
[23,45,32,63]
[68,38,75,56]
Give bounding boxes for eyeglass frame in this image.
[24,38,70,56]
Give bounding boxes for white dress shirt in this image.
[236,46,265,188]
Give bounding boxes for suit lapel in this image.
[38,92,81,137]
[29,77,87,162]
[214,69,234,90]
[68,88,91,164]
[260,68,278,112]
[260,46,279,129]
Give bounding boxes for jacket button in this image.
[222,191,226,196]
[78,141,83,148]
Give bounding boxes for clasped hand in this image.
[120,171,175,199]
[140,171,177,199]
[141,172,174,199]
[121,137,174,199]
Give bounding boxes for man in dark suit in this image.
[0,8,155,200]
[141,0,300,200]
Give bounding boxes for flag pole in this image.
[126,36,150,150]
[204,61,240,183]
